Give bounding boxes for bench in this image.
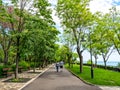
[18,66,24,73]
[2,68,13,77]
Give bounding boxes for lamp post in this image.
[89,31,94,79]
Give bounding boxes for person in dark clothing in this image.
[55,63,59,72]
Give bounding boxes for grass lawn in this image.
[65,64,120,86]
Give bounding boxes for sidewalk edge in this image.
[66,68,95,86]
[18,65,52,90]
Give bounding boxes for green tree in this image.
[0,3,14,65]
[89,13,114,69]
[109,7,120,56]
[60,30,76,67]
[10,0,55,79]
[56,0,92,73]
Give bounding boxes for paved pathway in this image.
[22,67,102,90]
[0,68,47,90]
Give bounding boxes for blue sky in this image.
[113,0,120,5]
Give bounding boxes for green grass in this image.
[66,64,120,86]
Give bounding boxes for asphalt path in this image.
[22,66,102,90]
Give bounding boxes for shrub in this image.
[30,62,34,68]
[87,59,94,64]
[0,64,4,76]
[30,62,40,68]
[0,64,13,77]
[74,60,80,64]
[11,64,16,71]
[19,61,30,70]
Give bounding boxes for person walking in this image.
[55,62,59,72]
[59,61,64,72]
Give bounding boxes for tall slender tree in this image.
[56,0,92,73]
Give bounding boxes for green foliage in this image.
[19,61,30,70]
[0,64,13,77]
[10,78,23,82]
[29,62,34,68]
[0,64,4,76]
[87,59,91,64]
[55,45,72,63]
[11,63,16,71]
[0,0,59,79]
[56,0,93,73]
[66,64,120,86]
[74,60,80,64]
[86,59,94,64]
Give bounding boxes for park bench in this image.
[18,66,24,73]
[2,68,13,77]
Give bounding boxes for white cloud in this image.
[89,0,120,13]
[89,0,112,13]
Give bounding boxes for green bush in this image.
[19,61,30,70]
[74,60,80,64]
[0,64,4,76]
[30,62,34,68]
[87,59,94,64]
[11,64,16,71]
[30,62,40,68]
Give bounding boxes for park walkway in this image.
[21,66,102,90]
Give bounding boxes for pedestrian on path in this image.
[55,62,59,72]
[59,61,64,72]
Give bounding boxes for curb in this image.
[18,65,52,90]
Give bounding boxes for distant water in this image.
[97,61,120,66]
[83,61,120,67]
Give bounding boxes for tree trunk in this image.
[45,59,48,67]
[68,55,70,68]
[80,54,83,73]
[33,58,36,73]
[95,59,97,67]
[104,60,107,69]
[77,46,83,73]
[72,29,83,73]
[3,50,9,65]
[94,55,97,67]
[15,37,20,79]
